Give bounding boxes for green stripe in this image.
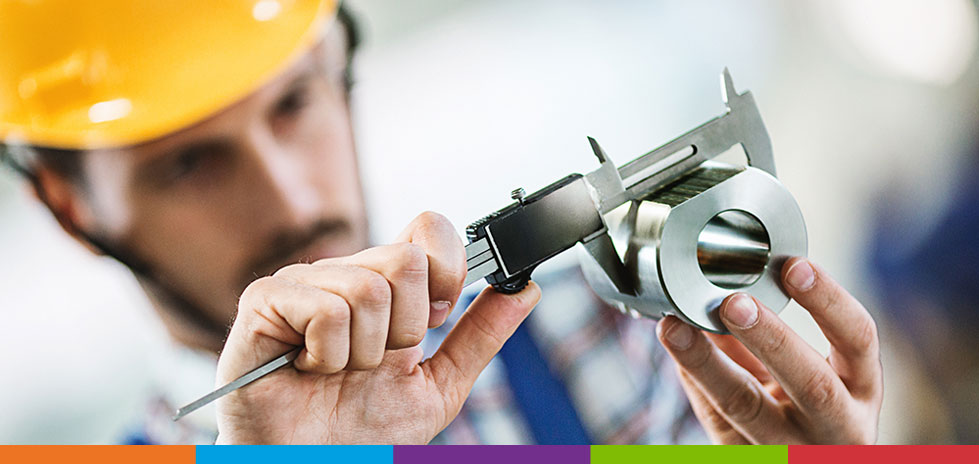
[591,445,788,464]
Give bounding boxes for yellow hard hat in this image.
[0,0,338,150]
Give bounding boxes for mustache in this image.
[241,218,353,286]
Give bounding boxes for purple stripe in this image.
[394,445,589,464]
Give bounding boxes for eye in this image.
[161,146,213,185]
[274,84,311,117]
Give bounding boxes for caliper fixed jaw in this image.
[464,68,778,299]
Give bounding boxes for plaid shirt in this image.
[427,265,706,445]
[127,266,706,445]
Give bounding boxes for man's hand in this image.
[214,212,542,444]
[656,257,882,444]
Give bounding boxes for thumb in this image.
[423,282,541,413]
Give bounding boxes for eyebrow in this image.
[130,137,229,186]
[134,65,322,176]
[283,60,320,89]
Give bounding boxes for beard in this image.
[82,215,368,352]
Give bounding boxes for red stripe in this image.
[789,445,978,464]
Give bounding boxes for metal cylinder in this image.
[580,161,807,333]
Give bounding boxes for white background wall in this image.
[2,0,977,444]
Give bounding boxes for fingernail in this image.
[431,300,451,312]
[724,293,758,329]
[665,321,694,350]
[786,259,816,291]
[429,300,452,327]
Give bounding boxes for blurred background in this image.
[2,0,977,444]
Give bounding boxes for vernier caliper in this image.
[462,68,783,295]
[174,69,806,420]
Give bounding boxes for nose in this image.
[238,130,322,229]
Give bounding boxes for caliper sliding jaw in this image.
[463,68,779,296]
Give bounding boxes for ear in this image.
[30,168,104,256]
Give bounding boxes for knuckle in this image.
[757,324,790,357]
[239,276,277,306]
[389,330,425,349]
[320,295,350,324]
[850,315,879,354]
[820,284,846,313]
[272,262,307,278]
[719,379,764,423]
[417,210,449,227]
[413,211,456,242]
[352,270,393,308]
[392,242,429,277]
[701,406,733,431]
[799,371,839,411]
[447,256,467,285]
[305,350,345,374]
[467,309,507,347]
[685,341,713,371]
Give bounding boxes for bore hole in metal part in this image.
[697,210,771,289]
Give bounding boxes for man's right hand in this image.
[213,212,542,444]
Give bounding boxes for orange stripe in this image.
[0,446,195,464]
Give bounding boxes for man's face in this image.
[70,28,369,332]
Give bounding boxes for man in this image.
[0,0,882,444]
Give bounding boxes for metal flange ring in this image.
[657,166,807,332]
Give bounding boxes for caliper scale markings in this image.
[463,237,500,287]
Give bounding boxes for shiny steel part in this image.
[464,238,500,287]
[698,209,771,289]
[583,68,776,216]
[463,69,784,295]
[580,163,807,333]
[172,346,302,421]
[573,69,807,333]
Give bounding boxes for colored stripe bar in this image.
[196,445,392,464]
[395,445,589,464]
[0,446,194,464]
[592,445,788,464]
[789,445,979,464]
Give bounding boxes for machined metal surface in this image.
[583,68,776,216]
[580,163,807,332]
[463,68,807,332]
[464,68,796,298]
[464,237,500,287]
[697,209,772,290]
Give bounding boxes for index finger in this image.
[719,293,851,428]
[781,257,882,397]
[394,211,467,327]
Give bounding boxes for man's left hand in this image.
[656,257,883,444]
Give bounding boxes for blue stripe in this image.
[196,445,393,463]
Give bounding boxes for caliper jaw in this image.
[464,69,775,296]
